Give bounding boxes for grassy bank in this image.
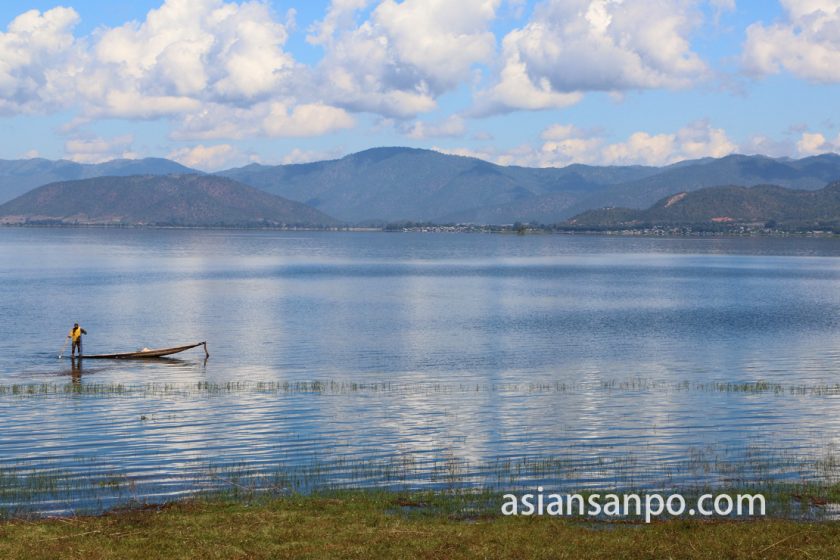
[1,491,839,559]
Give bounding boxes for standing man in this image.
[68,323,87,357]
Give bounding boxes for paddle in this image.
[58,336,70,359]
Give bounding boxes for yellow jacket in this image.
[69,326,87,342]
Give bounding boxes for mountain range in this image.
[1,148,840,226]
[216,149,840,224]
[567,181,840,230]
[216,147,659,224]
[0,174,338,227]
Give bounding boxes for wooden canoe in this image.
[79,341,208,360]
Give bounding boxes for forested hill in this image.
[0,158,199,204]
[566,181,840,230]
[0,174,339,227]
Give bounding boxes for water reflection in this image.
[70,357,82,385]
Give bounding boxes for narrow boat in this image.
[79,341,209,360]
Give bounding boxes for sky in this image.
[0,0,838,170]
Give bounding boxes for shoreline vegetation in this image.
[2,490,840,559]
[3,433,840,520]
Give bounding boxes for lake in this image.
[2,228,840,514]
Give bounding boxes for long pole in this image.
[58,337,70,359]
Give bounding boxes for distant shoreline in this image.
[0,222,373,232]
[3,222,840,238]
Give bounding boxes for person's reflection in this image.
[70,357,82,386]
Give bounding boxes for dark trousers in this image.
[72,339,82,356]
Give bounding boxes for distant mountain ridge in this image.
[217,147,659,224]
[0,174,339,227]
[567,181,840,230]
[0,157,200,204]
[217,149,840,224]
[2,149,840,225]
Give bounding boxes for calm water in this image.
[3,228,840,514]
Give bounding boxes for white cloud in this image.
[473,47,584,114]
[541,124,588,141]
[404,115,466,139]
[740,135,796,158]
[372,0,499,91]
[307,0,373,45]
[85,0,297,119]
[64,134,136,163]
[280,147,346,164]
[0,7,83,114]
[314,0,500,117]
[538,123,604,164]
[601,132,677,165]
[172,103,262,140]
[541,136,604,164]
[171,101,355,141]
[742,0,840,82]
[167,143,240,170]
[477,0,709,113]
[262,102,356,137]
[675,119,738,159]
[439,120,738,167]
[796,131,833,155]
[4,0,834,162]
[88,91,202,121]
[602,121,736,165]
[0,0,364,143]
[433,144,535,166]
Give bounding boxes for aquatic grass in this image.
[4,445,840,519]
[3,378,840,398]
[4,376,840,518]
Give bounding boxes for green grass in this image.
[1,491,839,559]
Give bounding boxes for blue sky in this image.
[0,0,838,170]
